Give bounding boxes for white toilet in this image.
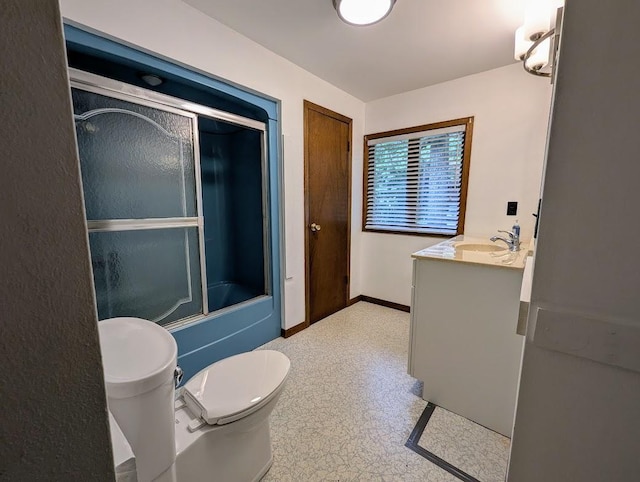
[98,317,290,482]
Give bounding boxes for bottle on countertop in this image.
[512,220,520,238]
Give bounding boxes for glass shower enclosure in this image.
[71,69,269,328]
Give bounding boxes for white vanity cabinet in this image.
[408,235,527,437]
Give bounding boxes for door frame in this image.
[303,100,353,328]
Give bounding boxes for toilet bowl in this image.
[98,317,290,482]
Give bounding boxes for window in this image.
[363,117,473,236]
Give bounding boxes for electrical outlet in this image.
[507,201,518,216]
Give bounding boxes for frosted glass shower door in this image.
[72,82,206,326]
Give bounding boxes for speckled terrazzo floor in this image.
[257,301,509,482]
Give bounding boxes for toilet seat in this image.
[183,350,290,426]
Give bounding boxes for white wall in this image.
[60,0,366,330]
[0,1,113,478]
[508,0,640,479]
[362,64,552,306]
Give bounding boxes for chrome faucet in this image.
[490,230,520,252]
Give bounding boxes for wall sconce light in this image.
[333,0,396,26]
[515,1,564,79]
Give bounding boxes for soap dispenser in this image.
[512,220,521,251]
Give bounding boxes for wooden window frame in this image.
[362,116,474,237]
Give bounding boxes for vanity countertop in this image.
[411,234,532,270]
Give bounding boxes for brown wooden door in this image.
[304,101,352,324]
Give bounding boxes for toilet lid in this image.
[99,317,177,399]
[183,350,290,425]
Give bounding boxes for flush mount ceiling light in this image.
[514,0,564,80]
[333,0,396,26]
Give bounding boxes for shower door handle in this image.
[310,223,322,233]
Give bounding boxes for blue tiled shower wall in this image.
[65,24,282,382]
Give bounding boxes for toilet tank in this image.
[98,317,178,481]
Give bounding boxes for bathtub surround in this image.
[0,1,113,479]
[199,118,267,313]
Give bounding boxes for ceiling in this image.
[184,0,527,102]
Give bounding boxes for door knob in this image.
[310,223,322,232]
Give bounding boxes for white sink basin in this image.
[455,243,506,253]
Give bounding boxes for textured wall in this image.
[0,1,114,480]
[508,0,640,479]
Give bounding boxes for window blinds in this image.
[365,124,467,235]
